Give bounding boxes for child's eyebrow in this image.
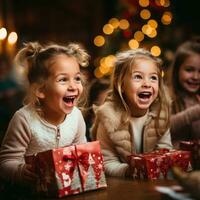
[54,72,81,77]
[151,72,159,75]
[54,73,67,77]
[131,70,142,73]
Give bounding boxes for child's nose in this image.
[68,81,76,90]
[193,71,200,79]
[142,79,151,87]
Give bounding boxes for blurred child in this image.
[91,48,172,177]
[0,42,89,186]
[0,54,24,143]
[82,78,110,141]
[168,38,200,147]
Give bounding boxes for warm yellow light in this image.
[109,18,119,29]
[99,64,110,74]
[161,11,172,25]
[140,9,151,20]
[147,29,157,38]
[142,24,153,35]
[105,55,116,67]
[161,70,165,77]
[100,57,106,66]
[103,24,114,35]
[128,39,139,49]
[94,35,105,47]
[94,67,104,78]
[155,0,170,7]
[8,32,18,44]
[151,46,161,56]
[139,0,149,7]
[0,27,7,40]
[119,19,130,30]
[134,31,144,42]
[147,19,158,28]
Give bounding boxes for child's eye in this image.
[133,74,142,80]
[75,76,82,82]
[185,67,195,73]
[185,68,193,72]
[59,77,67,82]
[150,75,158,81]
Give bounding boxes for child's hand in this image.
[22,164,38,183]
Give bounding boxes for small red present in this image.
[129,153,170,180]
[165,150,192,171]
[25,141,107,197]
[180,140,200,170]
[129,149,192,180]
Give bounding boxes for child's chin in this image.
[65,107,74,114]
[138,104,151,110]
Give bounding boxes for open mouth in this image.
[187,81,200,87]
[63,95,76,105]
[138,92,152,99]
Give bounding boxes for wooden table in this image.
[66,177,177,200]
[1,177,177,200]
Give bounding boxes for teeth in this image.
[138,92,151,98]
[63,96,76,103]
[188,82,199,85]
[141,92,151,95]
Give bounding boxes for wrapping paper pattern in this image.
[129,149,192,180]
[25,141,107,197]
[180,140,200,170]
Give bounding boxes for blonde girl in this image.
[0,42,89,185]
[91,48,172,177]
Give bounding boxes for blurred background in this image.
[1,0,200,77]
[0,0,200,140]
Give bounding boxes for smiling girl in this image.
[168,38,200,147]
[0,42,89,185]
[91,48,172,177]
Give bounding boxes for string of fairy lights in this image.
[91,0,173,78]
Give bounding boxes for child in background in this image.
[0,42,89,186]
[82,78,110,141]
[91,48,172,177]
[0,54,24,144]
[168,38,200,147]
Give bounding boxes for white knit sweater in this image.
[0,104,86,183]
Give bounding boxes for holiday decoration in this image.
[180,140,200,170]
[92,0,173,78]
[25,141,107,197]
[128,149,192,180]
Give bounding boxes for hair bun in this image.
[24,42,43,58]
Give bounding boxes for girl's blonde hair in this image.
[15,42,90,110]
[108,48,170,135]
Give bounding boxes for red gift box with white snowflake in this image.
[180,140,200,170]
[25,141,107,197]
[128,149,192,180]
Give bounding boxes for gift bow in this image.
[62,149,90,191]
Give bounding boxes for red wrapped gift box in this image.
[25,141,107,197]
[180,140,200,170]
[129,149,192,180]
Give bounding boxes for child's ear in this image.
[35,84,45,99]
